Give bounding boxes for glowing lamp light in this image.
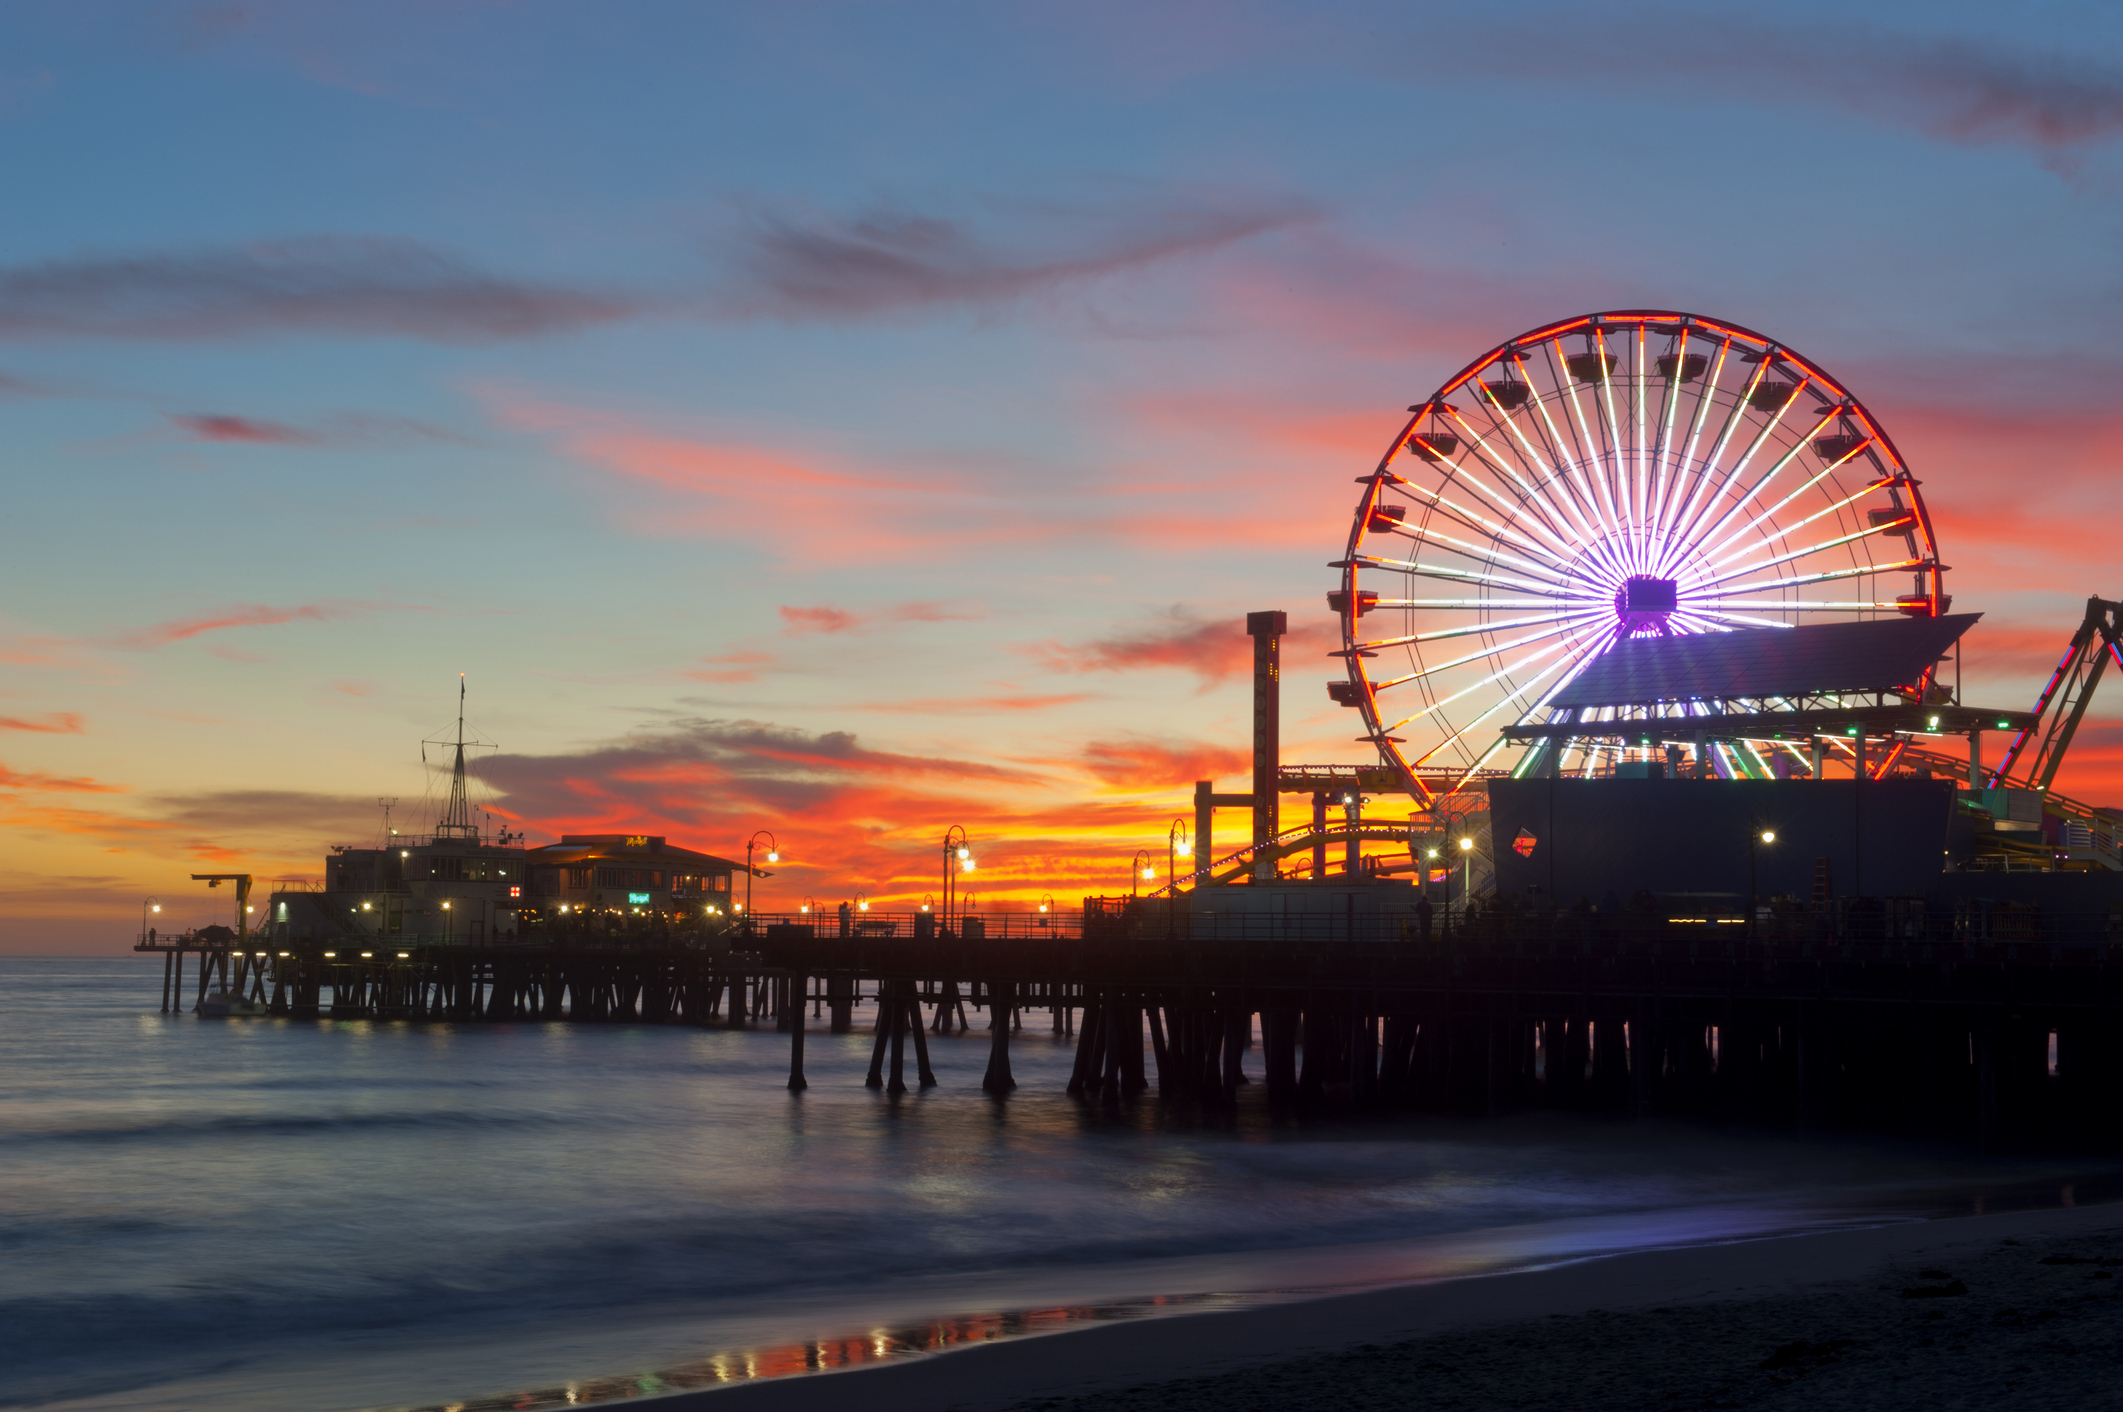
[1176,842,1192,858]
[920,903,931,912]
[961,858,976,872]
[401,850,409,858]
[151,904,161,913]
[245,905,254,913]
[442,901,452,910]
[1426,848,1439,859]
[766,850,779,863]
[1760,830,1777,844]
[858,901,870,912]
[396,952,408,959]
[559,904,570,914]
[360,951,373,958]
[1039,903,1049,913]
[956,846,970,860]
[734,903,744,912]
[1142,867,1156,879]
[277,951,289,958]
[1927,715,1941,730]
[323,951,336,958]
[1996,719,2011,729]
[800,904,810,914]
[361,902,372,911]
[1458,837,1474,852]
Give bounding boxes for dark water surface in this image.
[1,957,2105,1411]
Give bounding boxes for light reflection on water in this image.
[1,958,2112,1412]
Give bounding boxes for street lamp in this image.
[745,831,779,936]
[142,897,161,942]
[855,892,870,913]
[1168,818,1191,896]
[1038,891,1055,928]
[1457,835,1475,927]
[942,826,972,934]
[1132,849,1155,898]
[1749,818,1776,940]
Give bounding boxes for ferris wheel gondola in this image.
[1331,311,1945,799]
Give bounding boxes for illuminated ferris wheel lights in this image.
[1336,311,1942,789]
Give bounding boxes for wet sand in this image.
[650,1203,2123,1411]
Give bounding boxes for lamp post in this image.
[1457,835,1475,930]
[1749,819,1776,940]
[745,831,779,937]
[142,897,161,943]
[942,826,972,935]
[1131,849,1155,898]
[1037,891,1055,929]
[1168,818,1191,893]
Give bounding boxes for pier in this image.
[135,893,2123,1153]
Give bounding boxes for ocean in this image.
[1,956,2106,1411]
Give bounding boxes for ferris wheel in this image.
[1331,311,1945,800]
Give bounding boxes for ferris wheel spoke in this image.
[1522,352,1621,545]
[1699,454,1885,568]
[1465,372,1608,549]
[1370,614,1612,697]
[1704,599,1900,610]
[1645,326,1691,558]
[1405,621,1615,770]
[1388,520,1582,587]
[1713,556,1928,596]
[1440,408,1596,558]
[1660,348,1776,567]
[1677,608,1801,631]
[1548,338,1627,538]
[1347,553,1584,598]
[1688,512,1918,591]
[1368,597,1581,610]
[1682,398,1840,561]
[1376,632,1590,731]
[1386,478,1581,575]
[1656,337,1741,553]
[1355,608,1605,653]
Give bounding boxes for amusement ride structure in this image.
[1333,310,1946,795]
[1169,310,2116,891]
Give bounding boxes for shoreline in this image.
[640,1201,2123,1411]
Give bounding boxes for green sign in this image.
[628,892,651,905]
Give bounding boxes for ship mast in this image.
[436,675,480,840]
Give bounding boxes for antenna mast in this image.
[436,675,479,839]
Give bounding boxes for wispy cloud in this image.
[717,192,1312,321]
[105,600,415,650]
[1424,13,2123,170]
[166,408,470,447]
[680,651,776,685]
[856,692,1094,715]
[0,236,636,342]
[0,712,85,734]
[778,601,982,634]
[168,412,319,445]
[0,763,119,793]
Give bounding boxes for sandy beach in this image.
[650,1202,2123,1411]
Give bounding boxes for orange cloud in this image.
[856,693,1093,715]
[1028,608,1338,688]
[1081,738,1250,791]
[779,601,982,634]
[0,712,84,734]
[103,600,418,650]
[0,763,119,793]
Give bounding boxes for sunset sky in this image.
[6,1,2123,948]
